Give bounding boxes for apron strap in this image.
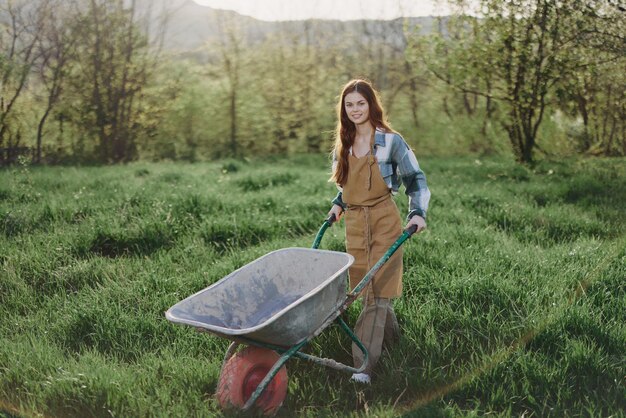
[366,130,376,191]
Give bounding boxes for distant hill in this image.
[159,0,440,56]
[0,0,441,57]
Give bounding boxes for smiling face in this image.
[344,91,370,126]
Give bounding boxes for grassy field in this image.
[1,155,624,417]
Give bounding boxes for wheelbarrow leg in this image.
[336,316,369,374]
[267,317,370,374]
[242,339,308,412]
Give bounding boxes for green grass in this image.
[1,155,624,417]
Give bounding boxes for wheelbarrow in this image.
[165,214,418,415]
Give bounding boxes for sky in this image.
[191,0,456,21]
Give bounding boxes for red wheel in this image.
[216,346,288,415]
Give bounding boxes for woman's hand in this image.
[406,215,426,233]
[328,204,344,222]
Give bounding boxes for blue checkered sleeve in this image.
[391,136,430,220]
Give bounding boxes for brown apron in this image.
[342,137,403,299]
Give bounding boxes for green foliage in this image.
[410,0,626,163]
[2,2,625,165]
[62,0,152,163]
[0,155,624,417]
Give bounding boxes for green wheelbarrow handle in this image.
[311,213,337,249]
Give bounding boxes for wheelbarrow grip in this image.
[404,224,418,236]
[312,213,336,249]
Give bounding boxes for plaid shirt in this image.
[332,129,431,220]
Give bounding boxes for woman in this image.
[328,79,430,384]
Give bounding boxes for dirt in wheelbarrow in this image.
[194,293,302,330]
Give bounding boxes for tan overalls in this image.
[342,136,402,375]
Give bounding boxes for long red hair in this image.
[330,79,393,186]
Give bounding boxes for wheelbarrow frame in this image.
[169,214,417,412]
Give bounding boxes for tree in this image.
[0,0,45,164]
[64,0,156,163]
[34,0,75,163]
[254,27,316,155]
[415,0,625,163]
[554,2,626,155]
[385,19,429,132]
[213,13,246,158]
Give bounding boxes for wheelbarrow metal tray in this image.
[166,248,354,346]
